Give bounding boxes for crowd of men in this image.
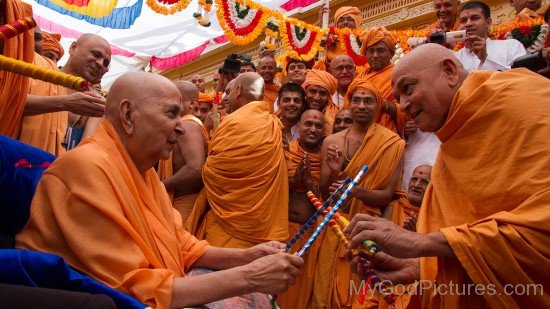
[1,0,550,308]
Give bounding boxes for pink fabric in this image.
[151,41,210,70]
[34,14,136,57]
[281,0,318,11]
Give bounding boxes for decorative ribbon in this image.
[0,17,36,43]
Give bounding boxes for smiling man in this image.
[313,78,404,308]
[302,69,340,135]
[454,1,526,71]
[330,54,355,107]
[257,57,280,112]
[277,82,305,143]
[344,43,550,308]
[432,0,461,30]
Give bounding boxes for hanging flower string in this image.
[194,0,213,27]
[279,18,326,61]
[215,0,268,45]
[146,0,190,15]
[263,18,279,50]
[338,28,367,66]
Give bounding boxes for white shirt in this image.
[332,92,345,107]
[401,130,441,190]
[288,124,299,142]
[454,38,527,72]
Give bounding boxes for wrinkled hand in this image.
[245,241,286,263]
[343,214,424,259]
[465,35,487,63]
[403,213,418,232]
[65,91,105,117]
[326,144,344,176]
[404,121,417,140]
[246,253,304,295]
[345,250,420,285]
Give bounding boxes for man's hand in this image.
[326,144,344,176]
[302,153,313,187]
[465,35,488,63]
[204,110,216,131]
[346,251,420,285]
[245,253,304,295]
[403,213,418,232]
[64,91,106,117]
[244,241,285,263]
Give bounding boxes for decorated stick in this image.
[297,165,368,257]
[0,54,89,92]
[0,17,36,43]
[284,177,352,252]
[306,191,350,229]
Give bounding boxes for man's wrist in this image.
[415,232,455,258]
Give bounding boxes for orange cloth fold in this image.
[0,0,34,137]
[354,65,408,135]
[303,69,340,135]
[42,31,64,59]
[418,69,550,308]
[284,139,321,192]
[264,83,280,113]
[157,114,209,223]
[198,92,214,107]
[17,53,68,155]
[313,124,404,308]
[334,6,363,29]
[360,26,396,55]
[16,119,210,309]
[516,4,548,22]
[186,101,289,248]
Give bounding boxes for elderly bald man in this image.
[17,72,303,309]
[344,43,550,308]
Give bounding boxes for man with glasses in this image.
[330,54,356,107]
[356,27,407,136]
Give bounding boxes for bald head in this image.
[64,34,111,84]
[392,44,468,132]
[258,57,277,84]
[298,109,325,148]
[226,72,265,113]
[106,72,183,173]
[300,109,324,123]
[190,74,206,92]
[174,80,199,115]
[330,54,356,88]
[408,164,432,207]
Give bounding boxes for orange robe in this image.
[16,119,210,309]
[157,114,209,223]
[264,83,280,113]
[312,123,404,308]
[354,64,408,136]
[277,139,321,309]
[355,190,421,309]
[187,101,289,248]
[0,0,34,137]
[17,53,68,155]
[418,69,550,308]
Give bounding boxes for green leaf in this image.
[235,2,250,19]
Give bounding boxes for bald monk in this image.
[258,57,280,112]
[302,69,340,135]
[354,27,407,136]
[312,80,404,308]
[345,43,550,308]
[333,108,353,134]
[313,6,363,71]
[190,74,206,93]
[430,0,461,31]
[511,0,548,21]
[277,82,305,143]
[355,166,432,309]
[18,34,109,154]
[158,81,208,223]
[42,31,64,64]
[330,54,356,107]
[187,72,289,249]
[16,71,303,309]
[0,0,34,137]
[277,109,325,309]
[193,92,214,124]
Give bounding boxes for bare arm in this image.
[24,92,105,117]
[163,121,206,195]
[353,155,404,211]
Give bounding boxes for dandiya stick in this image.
[297,165,368,257]
[284,177,352,252]
[0,17,36,43]
[0,54,89,92]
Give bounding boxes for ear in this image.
[69,41,77,56]
[236,84,243,98]
[441,59,461,88]
[119,99,135,135]
[486,17,492,28]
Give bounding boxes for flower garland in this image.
[279,17,325,61]
[263,18,279,50]
[215,0,268,45]
[146,0,190,15]
[338,28,367,66]
[194,0,213,27]
[492,18,546,52]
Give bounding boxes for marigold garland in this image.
[338,27,367,66]
[146,0,190,15]
[279,17,325,61]
[215,0,268,45]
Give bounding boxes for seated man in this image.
[277,82,305,143]
[455,1,527,71]
[277,109,325,309]
[16,72,303,309]
[332,108,353,134]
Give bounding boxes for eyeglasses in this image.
[330,65,355,72]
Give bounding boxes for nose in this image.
[400,98,411,116]
[175,119,185,135]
